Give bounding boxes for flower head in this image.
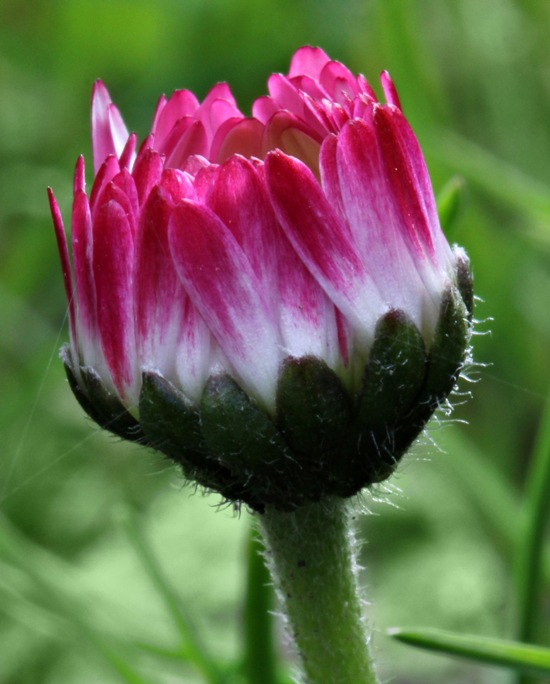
[50,47,472,510]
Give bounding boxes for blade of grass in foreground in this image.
[389,627,550,677]
[514,385,550,684]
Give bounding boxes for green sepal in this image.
[200,374,302,509]
[139,372,205,464]
[422,285,470,404]
[355,310,427,483]
[139,372,255,501]
[454,247,474,318]
[393,286,470,455]
[61,345,143,442]
[276,356,354,497]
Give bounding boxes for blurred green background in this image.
[1,0,549,682]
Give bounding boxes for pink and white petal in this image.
[373,106,439,264]
[377,105,454,270]
[165,120,208,169]
[288,46,332,80]
[333,119,428,325]
[205,155,278,293]
[274,222,341,367]
[168,200,281,409]
[135,186,188,378]
[48,188,77,355]
[91,81,130,174]
[93,200,137,402]
[211,117,264,163]
[72,187,97,360]
[174,298,214,403]
[265,150,383,337]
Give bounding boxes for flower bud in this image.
[49,47,472,511]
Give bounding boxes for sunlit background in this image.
[1,1,549,682]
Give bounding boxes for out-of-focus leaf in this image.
[389,627,550,677]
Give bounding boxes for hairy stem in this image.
[258,498,379,684]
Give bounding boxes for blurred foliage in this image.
[1,0,550,682]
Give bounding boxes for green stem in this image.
[515,387,550,684]
[258,498,379,684]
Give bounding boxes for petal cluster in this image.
[50,46,472,508]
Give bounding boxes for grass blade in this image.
[389,627,550,677]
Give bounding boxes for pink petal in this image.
[266,73,308,116]
[274,220,341,366]
[91,81,130,174]
[89,155,120,215]
[118,132,137,170]
[380,70,402,110]
[205,156,279,299]
[373,106,436,261]
[288,46,332,79]
[151,89,200,147]
[132,147,164,208]
[135,186,206,391]
[165,120,208,168]
[93,200,137,401]
[330,118,427,324]
[211,117,264,163]
[319,61,359,103]
[252,95,278,124]
[262,111,322,171]
[378,104,454,269]
[168,200,281,408]
[265,150,383,336]
[72,184,97,355]
[48,187,77,354]
[174,298,214,403]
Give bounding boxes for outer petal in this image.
[91,81,130,174]
[265,150,384,338]
[48,188,77,355]
[135,186,211,401]
[376,104,454,271]
[168,200,281,409]
[93,200,137,402]
[71,158,98,365]
[329,118,429,327]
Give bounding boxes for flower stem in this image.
[258,498,379,684]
